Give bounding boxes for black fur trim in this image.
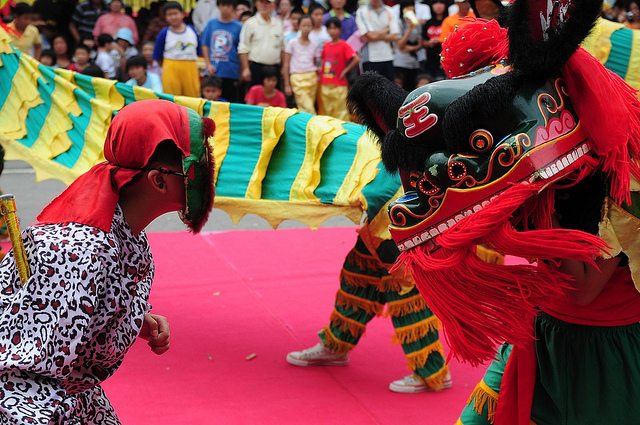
[347,72,408,141]
[378,129,437,173]
[506,0,602,79]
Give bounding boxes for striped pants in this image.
[319,237,449,390]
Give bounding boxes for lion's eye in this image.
[418,176,439,196]
[469,129,494,153]
[449,161,467,180]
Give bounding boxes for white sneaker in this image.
[286,342,349,367]
[389,373,452,393]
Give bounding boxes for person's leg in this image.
[456,343,511,425]
[362,61,394,82]
[161,59,182,96]
[386,286,449,393]
[379,61,395,82]
[221,78,238,103]
[393,66,405,89]
[287,237,385,365]
[404,68,418,92]
[290,71,317,114]
[181,60,201,98]
[249,62,265,88]
[319,84,349,121]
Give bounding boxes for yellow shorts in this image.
[162,58,201,98]
[318,84,349,121]
[290,71,318,114]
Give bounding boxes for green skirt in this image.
[531,313,640,425]
[458,313,640,425]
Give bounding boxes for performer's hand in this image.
[140,313,171,355]
[241,67,251,82]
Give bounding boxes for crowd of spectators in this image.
[3,0,639,119]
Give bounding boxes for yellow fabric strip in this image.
[213,197,361,230]
[468,379,499,424]
[290,115,346,202]
[335,288,384,316]
[31,71,83,160]
[246,107,297,199]
[129,0,197,13]
[208,101,230,186]
[390,315,440,345]
[92,72,126,112]
[627,29,640,92]
[1,134,78,184]
[405,340,445,370]
[0,54,44,141]
[333,131,381,211]
[329,309,367,338]
[385,294,428,318]
[175,96,207,116]
[358,187,403,253]
[132,85,160,102]
[583,18,618,64]
[414,364,450,391]
[322,325,356,354]
[599,192,640,291]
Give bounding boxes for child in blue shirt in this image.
[200,0,242,102]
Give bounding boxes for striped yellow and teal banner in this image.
[0,27,401,232]
[583,18,640,91]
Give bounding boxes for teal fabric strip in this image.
[605,28,632,80]
[115,83,136,104]
[215,103,266,197]
[315,123,359,203]
[0,53,17,106]
[73,73,97,99]
[20,77,53,150]
[261,112,309,201]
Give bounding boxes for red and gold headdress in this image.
[38,100,216,233]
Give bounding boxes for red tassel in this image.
[562,48,640,205]
[395,179,608,366]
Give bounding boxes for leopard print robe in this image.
[0,206,154,424]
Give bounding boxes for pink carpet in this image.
[99,227,493,424]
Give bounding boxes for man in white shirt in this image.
[238,0,286,87]
[355,0,399,81]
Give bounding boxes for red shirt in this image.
[244,85,287,108]
[320,40,356,87]
[543,266,640,326]
[67,63,88,72]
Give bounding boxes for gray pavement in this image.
[1,160,356,232]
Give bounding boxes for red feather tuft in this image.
[202,116,215,140]
[440,18,509,78]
